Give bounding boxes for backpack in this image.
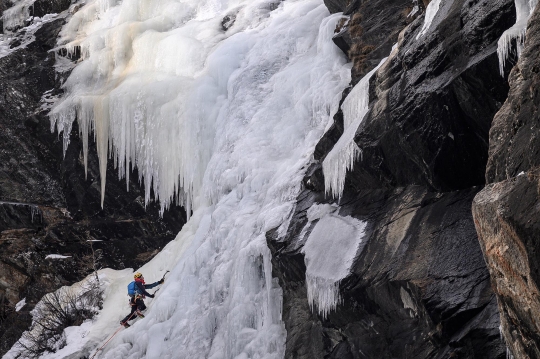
[127,281,138,296]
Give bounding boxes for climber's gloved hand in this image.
[159,279,164,284]
[148,294,155,298]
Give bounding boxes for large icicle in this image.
[9,1,352,359]
[498,0,539,76]
[322,57,387,199]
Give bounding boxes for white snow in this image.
[45,254,72,259]
[415,0,442,39]
[5,269,130,359]
[322,57,387,199]
[498,0,539,76]
[15,298,26,312]
[10,0,354,358]
[302,213,367,318]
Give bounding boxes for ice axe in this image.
[152,270,170,295]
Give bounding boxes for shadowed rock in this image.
[473,5,540,359]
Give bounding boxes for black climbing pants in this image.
[121,296,146,323]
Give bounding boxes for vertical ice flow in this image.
[322,57,387,199]
[39,0,352,358]
[498,0,538,76]
[415,0,442,39]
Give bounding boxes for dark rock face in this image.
[473,5,540,359]
[484,7,540,183]
[270,187,504,359]
[0,2,186,355]
[322,0,514,193]
[269,0,517,357]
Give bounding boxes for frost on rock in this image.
[415,0,442,39]
[0,9,59,59]
[322,58,387,199]
[498,0,539,76]
[29,0,353,358]
[2,0,36,33]
[302,213,367,318]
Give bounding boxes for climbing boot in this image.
[120,321,130,328]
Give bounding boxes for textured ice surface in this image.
[303,213,366,318]
[415,0,442,39]
[49,0,349,216]
[25,0,352,358]
[2,0,36,33]
[322,57,387,199]
[498,0,538,75]
[0,12,59,59]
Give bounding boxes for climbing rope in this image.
[88,271,169,359]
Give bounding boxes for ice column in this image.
[498,0,539,75]
[322,57,386,199]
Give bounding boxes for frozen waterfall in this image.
[322,57,387,199]
[5,0,352,358]
[498,0,539,75]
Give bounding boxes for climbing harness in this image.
[88,270,169,358]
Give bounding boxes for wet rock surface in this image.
[0,1,186,355]
[473,5,540,359]
[269,0,517,357]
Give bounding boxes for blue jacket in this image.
[132,280,159,297]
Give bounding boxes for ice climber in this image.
[120,272,164,327]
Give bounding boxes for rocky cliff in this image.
[473,4,540,359]
[267,0,519,357]
[2,0,539,358]
[0,0,186,354]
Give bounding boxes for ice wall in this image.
[322,57,386,199]
[35,0,351,358]
[498,0,539,75]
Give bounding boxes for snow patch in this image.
[303,213,367,318]
[45,254,72,259]
[416,0,442,39]
[400,287,417,317]
[15,298,26,312]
